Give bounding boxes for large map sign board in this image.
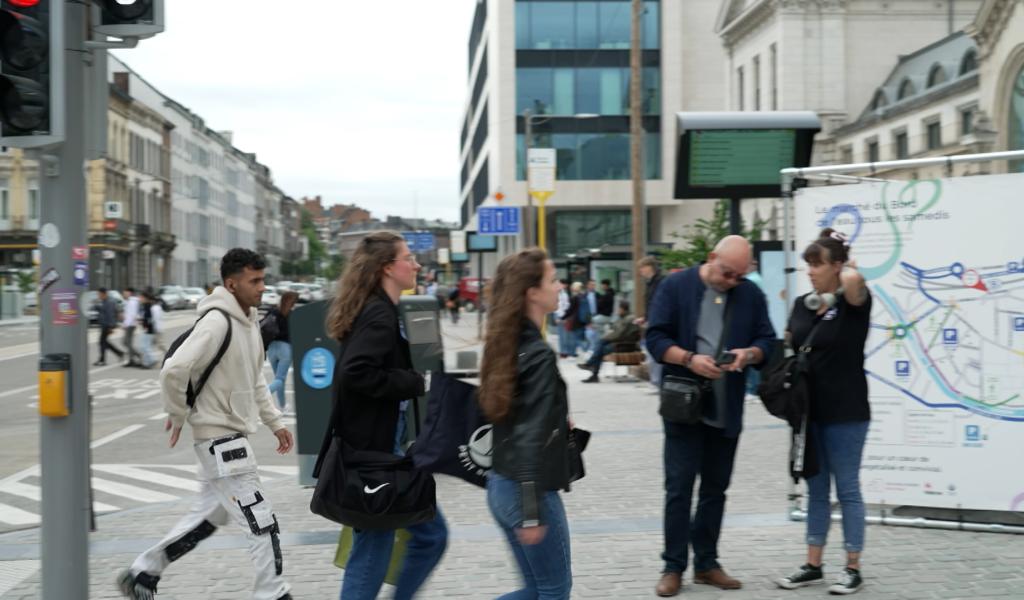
[794,174,1024,512]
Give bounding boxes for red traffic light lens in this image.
[8,1,41,8]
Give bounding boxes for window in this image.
[871,89,888,110]
[753,55,761,111]
[927,65,947,88]
[598,2,631,49]
[29,189,39,219]
[554,210,632,258]
[926,120,942,150]
[737,66,745,110]
[770,42,778,109]
[866,139,879,163]
[960,49,978,76]
[530,2,575,49]
[0,189,7,220]
[960,106,976,136]
[840,145,853,164]
[1009,64,1024,172]
[894,131,909,159]
[520,66,656,117]
[516,1,659,50]
[897,78,915,101]
[516,132,660,181]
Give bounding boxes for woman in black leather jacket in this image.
[480,248,574,599]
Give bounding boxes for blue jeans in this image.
[806,420,870,553]
[556,322,572,356]
[584,339,610,371]
[487,473,572,599]
[662,421,739,573]
[339,508,448,600]
[266,341,292,411]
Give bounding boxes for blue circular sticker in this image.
[300,347,335,390]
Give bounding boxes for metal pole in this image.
[629,0,646,317]
[40,1,90,598]
[476,251,483,340]
[523,109,534,247]
[729,197,743,235]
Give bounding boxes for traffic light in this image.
[95,0,163,38]
[0,0,63,147]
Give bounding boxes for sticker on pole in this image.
[73,261,88,286]
[300,347,335,390]
[50,289,80,326]
[39,223,60,249]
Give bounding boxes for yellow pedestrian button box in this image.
[39,353,71,418]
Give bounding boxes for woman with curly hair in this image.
[325,230,447,600]
[480,247,575,599]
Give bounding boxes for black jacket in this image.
[331,291,424,453]
[492,321,571,527]
[97,298,118,328]
[596,289,615,316]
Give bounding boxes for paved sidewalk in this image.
[2,317,1023,598]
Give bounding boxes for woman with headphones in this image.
[777,228,871,596]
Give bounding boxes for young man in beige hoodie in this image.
[118,249,294,600]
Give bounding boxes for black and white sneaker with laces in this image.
[116,570,158,600]
[828,567,863,595]
[777,563,825,589]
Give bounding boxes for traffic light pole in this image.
[40,2,90,598]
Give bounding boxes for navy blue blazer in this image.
[646,265,776,438]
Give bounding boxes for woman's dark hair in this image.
[479,248,549,424]
[325,231,404,340]
[802,228,850,265]
[221,248,267,281]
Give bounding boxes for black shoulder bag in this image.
[659,296,733,425]
[310,351,436,530]
[757,313,826,426]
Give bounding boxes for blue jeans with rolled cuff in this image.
[805,420,870,553]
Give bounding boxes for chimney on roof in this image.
[218,131,234,144]
[113,72,129,95]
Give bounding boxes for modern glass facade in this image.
[514,0,661,181]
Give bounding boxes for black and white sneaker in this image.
[777,563,825,589]
[116,570,158,600]
[828,567,863,595]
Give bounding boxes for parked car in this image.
[158,285,189,311]
[457,277,488,312]
[262,285,281,308]
[181,287,206,308]
[308,283,325,302]
[85,290,125,326]
[290,283,313,303]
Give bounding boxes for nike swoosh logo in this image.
[364,483,390,494]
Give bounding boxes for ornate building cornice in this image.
[965,0,1020,59]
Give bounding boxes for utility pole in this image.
[523,108,535,247]
[39,1,90,597]
[629,0,647,317]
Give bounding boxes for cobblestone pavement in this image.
[2,317,1022,599]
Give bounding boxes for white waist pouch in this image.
[208,435,257,478]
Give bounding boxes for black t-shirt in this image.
[788,292,873,424]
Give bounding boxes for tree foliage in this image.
[657,200,767,270]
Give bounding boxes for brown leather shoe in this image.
[694,567,742,590]
[656,572,682,597]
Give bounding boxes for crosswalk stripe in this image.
[90,477,179,503]
[149,412,168,420]
[259,465,299,475]
[0,480,122,513]
[0,502,41,525]
[90,424,145,449]
[91,465,201,493]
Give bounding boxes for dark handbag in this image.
[659,295,733,425]
[758,317,825,426]
[410,373,490,488]
[311,376,437,530]
[567,427,590,483]
[659,375,711,425]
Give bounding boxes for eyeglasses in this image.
[391,255,419,266]
[716,261,742,281]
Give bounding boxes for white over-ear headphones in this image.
[805,287,844,311]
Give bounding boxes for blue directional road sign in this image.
[405,231,435,252]
[478,207,520,236]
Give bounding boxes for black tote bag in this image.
[410,373,491,488]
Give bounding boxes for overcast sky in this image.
[113,1,477,223]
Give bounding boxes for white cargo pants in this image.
[129,434,290,600]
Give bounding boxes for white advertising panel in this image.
[794,174,1024,511]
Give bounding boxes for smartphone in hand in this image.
[715,351,737,367]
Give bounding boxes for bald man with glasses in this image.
[645,235,776,597]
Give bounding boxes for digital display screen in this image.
[688,129,797,187]
[467,233,497,252]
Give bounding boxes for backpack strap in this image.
[185,308,233,409]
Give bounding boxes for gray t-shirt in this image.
[695,289,728,428]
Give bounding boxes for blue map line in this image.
[865,370,964,410]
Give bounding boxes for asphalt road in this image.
[0,310,299,533]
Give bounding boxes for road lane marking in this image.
[90,477,178,503]
[90,425,145,449]
[148,412,167,420]
[0,503,39,526]
[91,465,201,493]
[0,480,120,512]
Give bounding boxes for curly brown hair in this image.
[479,247,549,423]
[325,231,404,340]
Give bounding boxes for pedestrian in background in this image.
[584,279,600,350]
[646,236,775,597]
[447,286,460,324]
[555,278,572,358]
[636,256,665,388]
[266,291,299,412]
[138,291,164,368]
[776,229,870,595]
[325,230,447,600]
[480,247,575,599]
[562,281,588,356]
[93,287,124,366]
[579,300,641,383]
[118,249,293,600]
[120,286,143,367]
